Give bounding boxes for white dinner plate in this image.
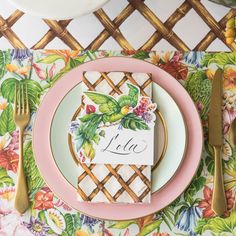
[7,0,110,20]
[50,81,186,193]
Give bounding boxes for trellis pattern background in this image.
[75,72,153,203]
[0,0,235,51]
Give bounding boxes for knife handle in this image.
[212,146,227,216]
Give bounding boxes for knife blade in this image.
[208,68,227,216]
[209,69,223,146]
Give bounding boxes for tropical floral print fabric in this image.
[0,50,235,236]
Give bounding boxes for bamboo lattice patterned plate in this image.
[33,57,202,220]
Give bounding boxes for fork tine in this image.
[26,84,29,114]
[14,83,17,115]
[21,83,25,113]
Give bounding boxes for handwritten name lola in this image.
[101,133,147,155]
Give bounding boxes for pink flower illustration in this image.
[0,149,19,173]
[0,186,32,236]
[86,105,96,114]
[198,186,234,218]
[33,187,54,210]
[48,63,56,78]
[13,225,34,236]
[0,187,15,215]
[33,63,56,80]
[7,131,19,151]
[0,214,33,236]
[223,108,236,134]
[54,199,72,211]
[123,229,130,236]
[32,63,46,80]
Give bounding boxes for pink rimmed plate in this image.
[33,57,203,220]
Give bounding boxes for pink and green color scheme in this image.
[0,50,235,235]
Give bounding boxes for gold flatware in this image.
[209,69,227,216]
[13,83,30,214]
[230,118,236,147]
[230,118,236,211]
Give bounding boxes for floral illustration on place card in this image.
[70,83,156,165]
[69,71,156,204]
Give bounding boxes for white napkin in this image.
[73,71,155,204]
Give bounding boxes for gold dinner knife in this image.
[230,118,236,211]
[231,118,236,147]
[209,69,227,216]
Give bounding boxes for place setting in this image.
[29,55,202,221]
[0,1,236,236]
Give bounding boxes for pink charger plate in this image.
[33,57,203,221]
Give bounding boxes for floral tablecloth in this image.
[0,50,235,236]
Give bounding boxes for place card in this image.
[77,73,156,166]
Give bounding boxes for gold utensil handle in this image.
[232,119,236,211]
[14,129,29,214]
[212,146,227,216]
[232,118,236,146]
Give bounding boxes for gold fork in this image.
[13,83,30,214]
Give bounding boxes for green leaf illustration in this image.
[50,54,86,84]
[64,213,75,235]
[99,130,105,137]
[69,55,87,68]
[0,104,16,135]
[169,196,181,209]
[109,221,136,229]
[185,70,211,119]
[79,113,97,122]
[1,78,43,110]
[208,53,236,66]
[50,70,69,85]
[72,213,81,229]
[121,113,149,131]
[174,205,188,224]
[194,219,209,235]
[0,78,16,102]
[196,159,204,177]
[23,141,45,196]
[205,155,214,175]
[84,92,119,114]
[38,210,47,222]
[200,53,214,67]
[223,139,233,161]
[92,134,100,144]
[200,211,236,234]
[0,167,14,187]
[139,219,162,236]
[82,141,95,159]
[162,209,175,230]
[132,51,150,60]
[184,160,206,203]
[0,50,11,79]
[62,213,81,236]
[37,54,62,64]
